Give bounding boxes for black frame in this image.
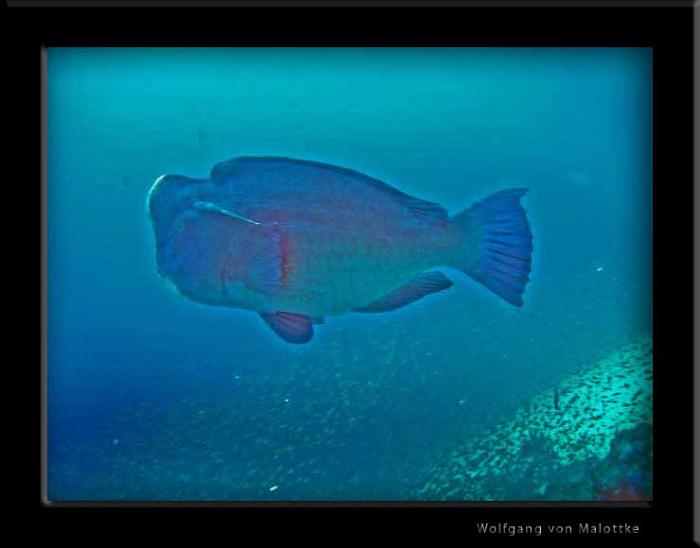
[12,2,693,544]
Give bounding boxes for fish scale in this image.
[286,224,444,315]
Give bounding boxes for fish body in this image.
[148,156,533,343]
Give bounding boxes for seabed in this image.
[418,335,652,501]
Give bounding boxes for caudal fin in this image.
[451,188,533,307]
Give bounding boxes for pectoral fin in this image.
[354,271,454,313]
[260,311,314,344]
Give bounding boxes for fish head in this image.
[147,174,207,246]
[148,174,220,298]
[147,174,257,305]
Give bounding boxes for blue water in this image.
[47,47,652,501]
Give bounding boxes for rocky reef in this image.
[418,335,652,501]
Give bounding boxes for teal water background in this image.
[47,48,652,500]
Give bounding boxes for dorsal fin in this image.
[210,156,448,223]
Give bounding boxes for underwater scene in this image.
[47,47,652,501]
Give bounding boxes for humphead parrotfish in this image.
[147,156,533,344]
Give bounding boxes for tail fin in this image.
[451,188,533,307]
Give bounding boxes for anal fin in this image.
[260,311,314,344]
[354,271,453,313]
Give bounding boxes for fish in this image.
[147,156,533,343]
